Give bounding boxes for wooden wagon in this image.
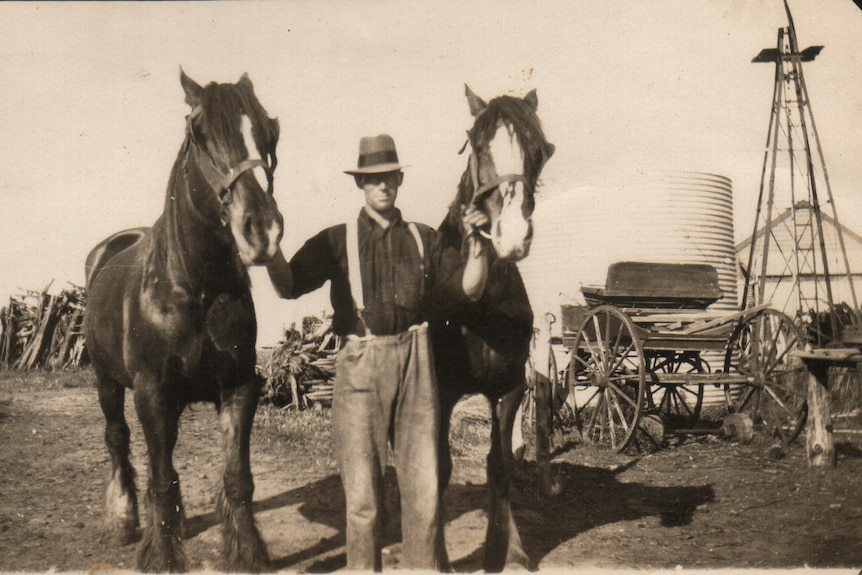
[550,261,808,453]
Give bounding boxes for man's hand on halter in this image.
[462,206,490,259]
[461,206,490,301]
[462,205,489,236]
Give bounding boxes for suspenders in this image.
[345,217,425,336]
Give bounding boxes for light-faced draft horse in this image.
[84,71,282,573]
[431,86,555,571]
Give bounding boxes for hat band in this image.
[358,150,399,169]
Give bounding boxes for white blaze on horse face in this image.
[228,115,282,266]
[488,121,524,179]
[493,181,532,260]
[240,115,270,191]
[487,122,531,260]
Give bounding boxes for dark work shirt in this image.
[289,208,465,337]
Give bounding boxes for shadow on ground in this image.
[182,460,714,572]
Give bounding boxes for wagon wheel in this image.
[646,352,706,429]
[569,305,647,452]
[723,308,807,445]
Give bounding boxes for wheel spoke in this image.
[763,382,802,416]
[723,310,806,443]
[606,379,638,409]
[608,341,639,375]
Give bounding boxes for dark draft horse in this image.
[432,86,554,571]
[84,71,282,572]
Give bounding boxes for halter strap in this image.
[222,158,274,192]
[345,217,424,336]
[183,107,275,205]
[467,145,527,207]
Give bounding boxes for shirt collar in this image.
[360,206,403,230]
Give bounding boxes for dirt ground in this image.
[1,369,861,573]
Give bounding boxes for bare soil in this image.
[1,369,861,573]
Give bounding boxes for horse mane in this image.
[437,92,553,252]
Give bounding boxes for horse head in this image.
[460,85,554,261]
[179,70,283,266]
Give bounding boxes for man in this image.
[267,134,488,570]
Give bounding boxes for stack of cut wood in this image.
[260,315,339,410]
[0,282,87,369]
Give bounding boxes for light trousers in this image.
[333,323,440,571]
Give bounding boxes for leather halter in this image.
[183,107,275,224]
[462,136,529,241]
[463,134,528,209]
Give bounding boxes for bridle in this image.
[461,131,529,241]
[183,106,276,225]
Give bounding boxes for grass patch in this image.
[0,366,93,390]
[253,404,335,466]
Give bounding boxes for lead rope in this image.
[345,217,425,337]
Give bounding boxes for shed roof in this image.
[735,201,862,276]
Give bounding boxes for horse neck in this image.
[149,151,246,299]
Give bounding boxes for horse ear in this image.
[465,84,487,117]
[523,89,538,112]
[238,72,254,92]
[180,68,202,108]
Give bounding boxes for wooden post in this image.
[533,313,553,495]
[794,348,856,468]
[805,361,836,468]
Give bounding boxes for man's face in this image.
[359,171,402,213]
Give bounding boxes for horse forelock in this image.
[468,94,552,191]
[196,81,278,167]
[235,80,279,167]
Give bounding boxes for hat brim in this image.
[344,162,407,175]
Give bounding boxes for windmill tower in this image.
[742,0,859,345]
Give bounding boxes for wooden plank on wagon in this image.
[678,303,771,335]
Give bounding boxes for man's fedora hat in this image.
[344,134,407,175]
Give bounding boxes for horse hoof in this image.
[137,529,187,573]
[224,543,270,573]
[222,554,270,573]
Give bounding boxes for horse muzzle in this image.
[230,200,284,266]
[491,216,532,261]
[483,179,533,261]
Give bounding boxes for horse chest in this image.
[138,282,201,341]
[204,292,256,354]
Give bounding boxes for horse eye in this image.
[219,188,233,205]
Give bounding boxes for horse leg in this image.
[435,394,457,572]
[133,375,186,573]
[216,379,269,572]
[484,384,529,572]
[96,377,139,545]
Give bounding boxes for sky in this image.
[1,0,860,346]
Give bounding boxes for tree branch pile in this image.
[0,283,87,369]
[260,316,338,410]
